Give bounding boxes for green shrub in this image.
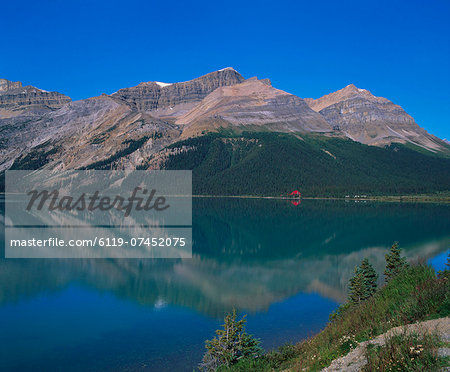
[227,264,447,371]
[329,302,351,322]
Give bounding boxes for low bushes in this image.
[229,260,449,371]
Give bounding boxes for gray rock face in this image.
[1,69,244,172]
[111,68,245,116]
[1,96,120,170]
[178,78,332,137]
[2,95,179,172]
[305,84,448,152]
[0,78,71,116]
[319,95,417,141]
[0,78,22,93]
[0,80,73,170]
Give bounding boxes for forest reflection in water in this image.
[1,198,448,317]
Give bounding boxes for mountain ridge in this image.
[304,84,390,112]
[304,84,446,151]
[110,68,245,118]
[0,78,71,118]
[177,77,332,137]
[1,68,449,191]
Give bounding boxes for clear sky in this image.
[2,0,449,138]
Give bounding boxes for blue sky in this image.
[2,0,449,138]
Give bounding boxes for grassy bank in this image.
[363,331,448,371]
[213,263,450,371]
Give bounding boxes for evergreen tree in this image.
[199,308,262,371]
[384,242,408,282]
[348,266,367,305]
[360,258,378,297]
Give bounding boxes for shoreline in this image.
[224,264,450,371]
[1,193,450,203]
[191,194,450,203]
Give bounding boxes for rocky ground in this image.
[322,317,450,372]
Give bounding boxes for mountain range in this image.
[1,69,449,195]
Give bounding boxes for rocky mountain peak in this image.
[304,84,384,113]
[305,85,447,151]
[217,67,239,73]
[340,84,377,98]
[343,83,360,91]
[111,68,245,115]
[342,83,368,94]
[0,78,23,93]
[0,79,71,117]
[177,77,332,137]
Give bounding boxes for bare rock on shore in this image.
[321,317,450,372]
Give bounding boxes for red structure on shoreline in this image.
[287,190,301,205]
[288,190,301,197]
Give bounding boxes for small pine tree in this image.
[348,258,378,305]
[360,258,378,298]
[348,266,367,305]
[199,308,262,371]
[384,242,408,282]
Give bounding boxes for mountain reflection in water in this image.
[1,198,448,318]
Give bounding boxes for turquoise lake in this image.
[0,197,449,371]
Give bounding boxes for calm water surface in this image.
[0,197,449,371]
